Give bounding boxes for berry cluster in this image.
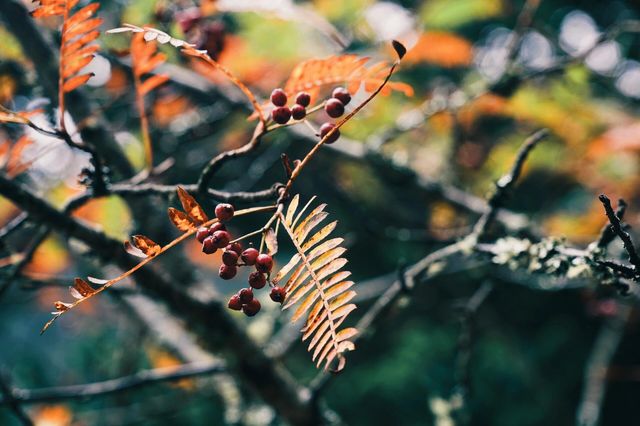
[270,89,310,124]
[268,86,352,145]
[196,203,287,316]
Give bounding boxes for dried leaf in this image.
[124,241,147,258]
[54,301,72,311]
[73,277,96,297]
[274,195,357,372]
[168,207,196,232]
[265,228,278,255]
[176,186,208,224]
[131,235,161,257]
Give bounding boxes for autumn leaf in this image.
[168,207,196,232]
[283,54,413,104]
[127,235,161,257]
[177,186,208,224]
[403,31,473,68]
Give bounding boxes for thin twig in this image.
[597,199,627,248]
[599,194,640,272]
[472,129,548,237]
[576,304,631,426]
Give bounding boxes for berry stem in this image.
[302,119,319,136]
[282,59,402,198]
[230,210,280,246]
[265,104,326,132]
[41,204,277,333]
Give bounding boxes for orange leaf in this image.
[283,54,413,102]
[65,17,103,40]
[131,235,161,257]
[72,277,97,297]
[140,74,169,96]
[168,207,196,232]
[403,31,473,68]
[176,186,208,224]
[63,73,93,92]
[62,54,94,79]
[64,3,100,30]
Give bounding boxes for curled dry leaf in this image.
[71,278,96,298]
[265,228,278,256]
[274,195,357,372]
[168,207,196,232]
[177,186,208,225]
[128,235,161,257]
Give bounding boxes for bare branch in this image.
[472,129,548,237]
[576,304,632,426]
[597,199,627,248]
[0,362,226,405]
[0,372,33,426]
[599,194,640,272]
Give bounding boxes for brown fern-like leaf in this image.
[283,54,414,104]
[32,0,102,129]
[130,32,169,170]
[273,195,357,372]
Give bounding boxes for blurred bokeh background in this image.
[1,0,640,425]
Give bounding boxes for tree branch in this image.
[0,174,321,426]
[599,194,640,272]
[0,362,226,405]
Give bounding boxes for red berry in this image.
[319,123,340,144]
[242,298,261,316]
[211,230,231,249]
[255,254,273,273]
[295,92,311,107]
[239,287,254,303]
[219,264,237,280]
[291,104,306,120]
[270,88,287,107]
[332,87,351,105]
[215,203,234,222]
[222,249,239,266]
[270,286,286,303]
[227,294,242,311]
[202,236,217,254]
[324,98,344,118]
[271,106,291,124]
[209,222,226,234]
[196,227,210,243]
[226,242,243,255]
[241,248,259,265]
[248,271,267,289]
